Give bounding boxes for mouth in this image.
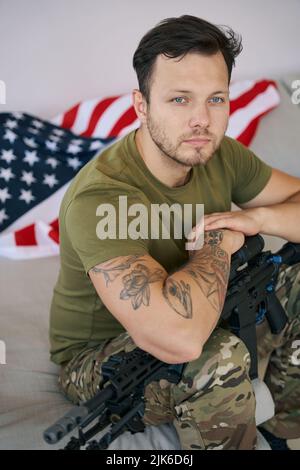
[183,138,211,146]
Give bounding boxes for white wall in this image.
[0,0,299,118]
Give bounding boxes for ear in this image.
[132,89,148,124]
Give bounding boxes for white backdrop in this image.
[0,0,299,118]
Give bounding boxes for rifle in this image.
[43,234,300,450]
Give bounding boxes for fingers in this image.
[205,215,233,228]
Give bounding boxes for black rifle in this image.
[43,234,300,450]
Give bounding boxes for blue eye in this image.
[210,97,225,104]
[172,97,187,104]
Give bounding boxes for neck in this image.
[135,127,192,188]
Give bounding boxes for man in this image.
[49,15,300,450]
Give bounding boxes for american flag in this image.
[0,79,280,259]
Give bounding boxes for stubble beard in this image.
[146,112,220,168]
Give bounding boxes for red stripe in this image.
[230,80,277,114]
[236,119,259,146]
[14,223,37,246]
[61,103,80,129]
[48,219,59,244]
[236,103,278,146]
[107,106,138,138]
[49,219,59,231]
[80,96,120,137]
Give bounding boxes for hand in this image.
[204,207,264,237]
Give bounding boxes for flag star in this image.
[23,137,38,148]
[31,119,44,129]
[12,112,24,119]
[43,173,59,188]
[0,208,9,225]
[21,170,37,186]
[0,187,12,204]
[52,128,65,137]
[67,157,82,170]
[67,143,81,154]
[46,157,60,169]
[1,149,17,164]
[5,119,18,129]
[89,140,103,151]
[71,139,83,145]
[48,134,61,143]
[19,189,35,204]
[3,129,17,144]
[45,140,58,151]
[23,150,40,166]
[0,167,15,182]
[28,127,40,135]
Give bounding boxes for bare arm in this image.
[89,229,240,364]
[162,230,234,355]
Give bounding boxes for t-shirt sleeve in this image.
[65,185,150,275]
[226,137,273,205]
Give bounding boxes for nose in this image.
[188,103,210,129]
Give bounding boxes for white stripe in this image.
[0,231,14,248]
[35,220,59,246]
[0,243,59,259]
[229,80,256,100]
[0,181,71,235]
[91,94,133,137]
[67,98,103,135]
[226,85,280,139]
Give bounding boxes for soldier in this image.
[49,15,300,450]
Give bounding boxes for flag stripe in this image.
[90,94,134,138]
[80,96,120,137]
[230,80,277,113]
[108,106,138,138]
[14,223,37,246]
[65,98,104,135]
[61,103,80,129]
[227,84,280,142]
[229,80,256,100]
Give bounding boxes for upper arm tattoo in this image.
[120,264,165,310]
[90,255,165,310]
[90,255,146,286]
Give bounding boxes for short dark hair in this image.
[132,15,243,103]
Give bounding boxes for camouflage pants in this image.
[59,262,300,450]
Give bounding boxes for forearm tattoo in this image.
[186,230,230,311]
[163,278,193,318]
[163,230,230,316]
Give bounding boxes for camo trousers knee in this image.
[59,326,256,450]
[167,327,256,450]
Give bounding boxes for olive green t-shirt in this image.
[49,130,272,364]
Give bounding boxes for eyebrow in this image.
[168,89,229,95]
